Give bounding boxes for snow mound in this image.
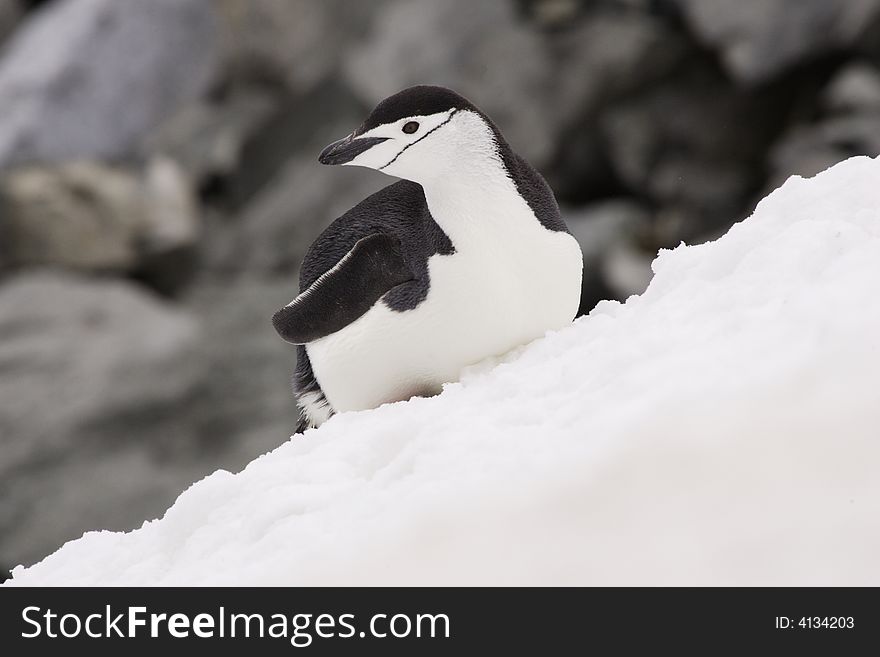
[9,156,880,586]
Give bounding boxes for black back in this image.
[299,180,454,311]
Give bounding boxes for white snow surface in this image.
[8,156,880,586]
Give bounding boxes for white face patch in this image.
[342,109,460,173]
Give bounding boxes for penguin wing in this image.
[272,233,414,344]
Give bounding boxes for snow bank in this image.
[8,156,880,586]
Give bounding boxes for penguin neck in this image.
[420,157,526,250]
[394,109,531,250]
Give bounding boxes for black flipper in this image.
[272,233,414,344]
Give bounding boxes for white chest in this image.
[306,186,583,414]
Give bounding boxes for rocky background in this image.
[2,0,879,577]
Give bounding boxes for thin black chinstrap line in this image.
[379,109,460,170]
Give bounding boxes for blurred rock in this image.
[147,80,372,219]
[136,158,203,294]
[858,8,880,63]
[521,0,581,27]
[566,199,650,263]
[0,273,200,565]
[216,0,385,92]
[549,11,687,128]
[1,163,143,271]
[768,115,880,189]
[601,240,656,299]
[544,123,619,204]
[206,153,387,274]
[344,0,557,165]
[144,89,278,194]
[224,82,372,210]
[670,0,880,84]
[822,62,880,113]
[769,62,880,190]
[544,10,687,200]
[0,274,200,455]
[0,0,217,169]
[0,159,200,291]
[201,84,387,274]
[565,200,654,311]
[182,277,300,456]
[0,0,21,46]
[0,273,298,569]
[600,63,787,237]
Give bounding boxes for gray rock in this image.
[0,0,217,169]
[144,90,278,189]
[147,79,373,217]
[542,10,687,199]
[822,62,880,113]
[0,273,200,565]
[206,152,387,274]
[600,63,781,236]
[565,200,650,263]
[768,114,880,189]
[670,0,880,84]
[0,273,300,569]
[522,0,581,28]
[216,0,386,92]
[0,274,200,460]
[564,200,654,304]
[0,159,200,284]
[0,0,21,47]
[548,11,687,129]
[201,88,388,275]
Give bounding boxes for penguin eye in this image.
[402,121,419,134]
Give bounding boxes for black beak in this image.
[318,134,389,165]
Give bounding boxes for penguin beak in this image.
[318,133,389,165]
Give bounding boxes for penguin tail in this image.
[290,345,334,435]
[293,413,311,436]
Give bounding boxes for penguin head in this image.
[319,86,499,184]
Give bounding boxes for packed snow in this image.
[8,155,880,586]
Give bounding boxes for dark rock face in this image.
[770,115,880,186]
[0,0,21,46]
[0,0,217,169]
[3,0,880,575]
[565,200,654,313]
[216,0,387,93]
[670,0,880,84]
[207,153,387,275]
[600,61,794,241]
[767,62,880,190]
[823,63,880,112]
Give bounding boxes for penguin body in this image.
[273,86,583,429]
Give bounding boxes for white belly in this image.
[307,221,583,413]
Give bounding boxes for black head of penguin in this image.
[318,84,568,233]
[358,85,479,133]
[318,85,482,166]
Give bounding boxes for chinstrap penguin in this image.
[272,85,583,431]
